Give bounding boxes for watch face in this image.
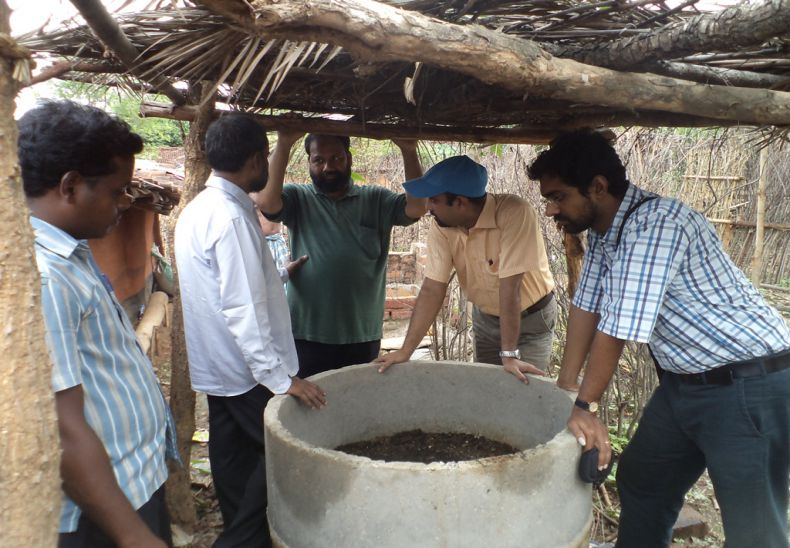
[589,401,599,413]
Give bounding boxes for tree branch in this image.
[140,101,734,143]
[68,0,185,105]
[555,0,790,70]
[196,0,790,126]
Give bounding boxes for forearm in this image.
[400,145,423,181]
[557,304,600,386]
[498,275,522,351]
[401,279,447,354]
[577,331,626,403]
[57,390,156,546]
[258,137,293,214]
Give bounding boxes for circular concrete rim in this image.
[265,361,578,471]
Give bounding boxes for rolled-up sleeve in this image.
[214,219,293,394]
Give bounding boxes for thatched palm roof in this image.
[17,0,790,142]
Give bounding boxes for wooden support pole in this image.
[563,232,585,299]
[751,147,768,287]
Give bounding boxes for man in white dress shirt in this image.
[175,113,326,548]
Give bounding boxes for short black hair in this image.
[205,113,268,172]
[304,134,351,155]
[528,129,628,199]
[445,192,486,206]
[17,100,143,198]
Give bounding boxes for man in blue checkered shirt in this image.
[529,130,790,548]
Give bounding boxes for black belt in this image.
[669,348,790,385]
[522,291,554,316]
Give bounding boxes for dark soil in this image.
[335,429,520,463]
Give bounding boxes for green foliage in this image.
[54,81,187,156]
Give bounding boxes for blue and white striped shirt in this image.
[31,217,171,532]
[574,184,790,374]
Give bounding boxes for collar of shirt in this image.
[470,193,495,230]
[29,216,86,260]
[598,183,651,248]
[206,175,257,213]
[308,180,360,199]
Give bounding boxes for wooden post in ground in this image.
[0,1,60,543]
[751,146,768,288]
[563,232,585,299]
[164,82,214,535]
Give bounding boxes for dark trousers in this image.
[207,385,274,548]
[58,484,172,548]
[615,366,790,548]
[294,339,381,378]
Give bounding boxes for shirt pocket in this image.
[356,224,382,260]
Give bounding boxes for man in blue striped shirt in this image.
[529,130,790,548]
[18,100,174,547]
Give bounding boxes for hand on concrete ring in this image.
[501,357,546,385]
[374,349,410,374]
[286,377,327,409]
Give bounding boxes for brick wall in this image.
[384,243,426,320]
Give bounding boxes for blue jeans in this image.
[615,366,790,548]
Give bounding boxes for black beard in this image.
[310,168,351,194]
[250,170,268,193]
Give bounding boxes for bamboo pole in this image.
[707,218,790,231]
[751,147,768,287]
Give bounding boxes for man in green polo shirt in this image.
[257,131,425,377]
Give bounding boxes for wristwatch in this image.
[574,398,599,414]
[498,349,521,359]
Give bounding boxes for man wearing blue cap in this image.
[376,155,556,383]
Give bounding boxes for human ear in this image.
[58,171,82,202]
[589,175,609,197]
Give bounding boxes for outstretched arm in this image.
[392,139,427,219]
[255,130,304,216]
[376,277,448,372]
[498,273,546,384]
[556,304,600,391]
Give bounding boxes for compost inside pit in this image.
[335,429,520,463]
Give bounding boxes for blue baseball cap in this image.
[403,155,487,198]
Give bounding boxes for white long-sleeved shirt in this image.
[175,176,297,395]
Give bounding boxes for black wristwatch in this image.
[574,398,599,414]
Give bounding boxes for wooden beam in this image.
[708,218,790,231]
[196,0,790,126]
[68,0,185,105]
[139,101,562,144]
[555,0,790,71]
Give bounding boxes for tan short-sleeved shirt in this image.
[425,193,554,316]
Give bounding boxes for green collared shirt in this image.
[265,182,416,344]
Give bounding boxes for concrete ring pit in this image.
[264,361,592,548]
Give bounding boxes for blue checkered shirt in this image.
[574,184,790,374]
[31,217,175,532]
